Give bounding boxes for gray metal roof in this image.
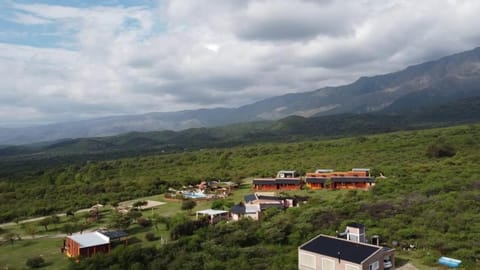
[196,209,229,216]
[68,232,110,248]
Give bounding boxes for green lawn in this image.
[0,237,70,270]
[0,181,455,270]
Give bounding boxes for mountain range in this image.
[1,46,480,145]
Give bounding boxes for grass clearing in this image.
[0,237,69,270]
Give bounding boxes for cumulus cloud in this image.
[1,0,480,126]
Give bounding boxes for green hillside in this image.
[1,123,480,268]
[1,97,480,164]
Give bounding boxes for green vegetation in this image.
[25,256,45,269]
[1,123,480,269]
[181,200,197,211]
[1,96,480,164]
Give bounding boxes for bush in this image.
[181,199,196,211]
[26,256,45,268]
[137,217,152,227]
[145,232,156,241]
[211,200,225,210]
[426,140,456,158]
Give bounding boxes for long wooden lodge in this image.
[252,170,303,191]
[305,168,375,190]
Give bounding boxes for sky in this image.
[1,0,480,127]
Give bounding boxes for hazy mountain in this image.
[1,47,480,145]
[2,97,480,161]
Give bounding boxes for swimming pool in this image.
[183,192,207,199]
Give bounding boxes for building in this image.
[252,178,278,191]
[196,209,229,224]
[231,193,308,221]
[305,169,375,190]
[64,232,110,258]
[298,224,394,270]
[63,230,128,258]
[230,203,261,221]
[252,170,303,191]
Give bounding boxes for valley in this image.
[1,124,479,269]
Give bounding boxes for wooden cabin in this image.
[252,178,278,191]
[276,178,303,190]
[305,177,328,190]
[64,232,110,258]
[63,230,128,258]
[332,177,374,190]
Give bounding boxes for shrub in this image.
[137,217,152,227]
[211,200,225,210]
[426,140,456,158]
[145,232,156,241]
[26,256,45,268]
[181,199,196,211]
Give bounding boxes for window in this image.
[369,261,379,270]
[348,234,359,242]
[345,264,359,270]
[321,258,335,270]
[299,252,315,270]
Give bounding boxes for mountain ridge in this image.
[1,46,480,145]
[2,96,480,161]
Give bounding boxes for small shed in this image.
[63,230,129,258]
[64,232,110,258]
[196,209,229,224]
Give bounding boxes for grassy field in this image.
[1,186,432,270]
[2,124,480,269]
[0,184,251,269]
[0,237,70,270]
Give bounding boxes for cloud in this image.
[10,12,52,25]
[1,0,480,126]
[234,0,362,41]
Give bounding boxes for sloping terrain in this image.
[1,47,480,145]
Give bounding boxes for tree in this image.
[38,217,52,232]
[111,201,119,210]
[109,213,132,230]
[62,223,76,235]
[50,215,61,229]
[132,200,148,209]
[127,210,142,220]
[427,139,456,158]
[24,224,37,239]
[3,232,17,246]
[211,200,225,210]
[145,232,156,241]
[181,199,196,211]
[25,256,45,268]
[137,217,152,227]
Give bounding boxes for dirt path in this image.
[0,199,165,228]
[396,263,419,270]
[119,199,166,210]
[0,208,92,228]
[17,228,98,240]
